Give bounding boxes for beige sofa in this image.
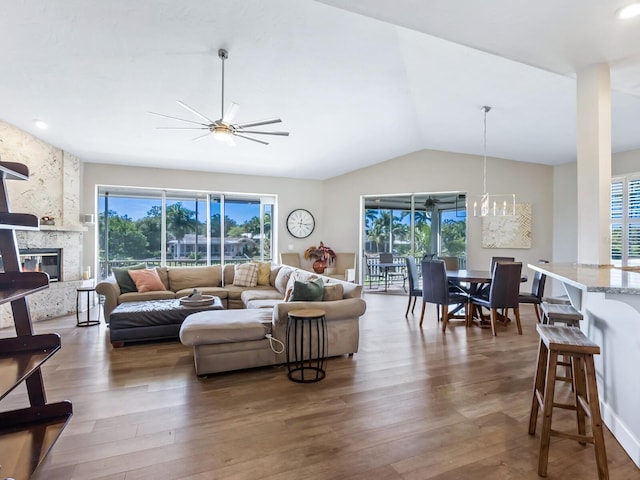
[96,264,365,358]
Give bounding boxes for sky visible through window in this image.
[98,197,259,223]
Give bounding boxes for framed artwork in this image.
[482,203,531,248]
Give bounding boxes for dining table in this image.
[446,269,528,327]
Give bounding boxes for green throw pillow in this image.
[112,263,147,293]
[289,277,324,302]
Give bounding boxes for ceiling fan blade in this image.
[156,127,209,130]
[149,111,209,126]
[222,102,240,124]
[191,132,213,141]
[234,133,269,145]
[233,118,282,129]
[177,100,215,123]
[235,130,289,136]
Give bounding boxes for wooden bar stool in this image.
[529,324,608,479]
[541,301,583,327]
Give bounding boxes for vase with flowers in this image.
[303,241,337,274]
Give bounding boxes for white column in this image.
[576,64,612,266]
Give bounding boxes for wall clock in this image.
[286,209,315,238]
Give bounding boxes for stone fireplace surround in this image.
[0,120,90,328]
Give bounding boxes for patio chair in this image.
[379,252,406,291]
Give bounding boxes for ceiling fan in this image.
[150,48,289,146]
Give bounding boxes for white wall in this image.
[324,149,555,284]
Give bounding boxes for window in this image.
[98,187,275,279]
[611,175,640,266]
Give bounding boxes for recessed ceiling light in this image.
[34,120,48,129]
[617,2,640,19]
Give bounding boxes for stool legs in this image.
[529,341,609,479]
[537,349,559,476]
[585,355,609,479]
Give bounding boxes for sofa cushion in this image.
[168,266,221,291]
[112,263,147,293]
[240,288,283,305]
[155,266,170,290]
[174,287,229,300]
[128,268,166,293]
[269,265,282,287]
[289,277,325,302]
[274,266,294,294]
[323,283,344,301]
[180,309,272,345]
[253,261,271,286]
[234,262,258,287]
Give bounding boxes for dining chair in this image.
[490,256,515,272]
[519,267,547,322]
[379,252,407,291]
[420,259,468,331]
[405,257,422,317]
[469,262,523,336]
[437,256,459,271]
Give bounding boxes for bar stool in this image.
[541,301,583,327]
[528,324,608,479]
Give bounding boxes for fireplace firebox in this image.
[6,248,63,282]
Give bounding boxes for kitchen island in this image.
[529,262,640,468]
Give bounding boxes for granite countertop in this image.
[528,262,640,295]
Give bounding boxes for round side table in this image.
[76,286,101,327]
[286,308,328,383]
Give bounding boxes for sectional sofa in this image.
[95,263,366,361]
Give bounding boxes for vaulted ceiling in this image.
[1,0,639,179]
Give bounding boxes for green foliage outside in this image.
[99,202,271,263]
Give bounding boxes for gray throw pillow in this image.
[289,277,324,302]
[112,263,147,293]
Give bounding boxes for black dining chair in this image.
[519,267,547,322]
[490,256,515,272]
[405,257,421,317]
[468,262,523,336]
[420,259,468,331]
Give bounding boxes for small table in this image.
[286,309,328,383]
[76,286,101,327]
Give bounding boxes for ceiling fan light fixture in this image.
[212,125,233,142]
[617,2,640,19]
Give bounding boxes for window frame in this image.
[611,173,640,266]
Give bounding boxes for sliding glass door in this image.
[362,192,466,283]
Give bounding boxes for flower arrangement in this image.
[304,241,336,264]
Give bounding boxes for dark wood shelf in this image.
[0,161,29,181]
[0,212,39,230]
[0,272,50,306]
[0,160,71,479]
[0,403,73,480]
[0,334,61,401]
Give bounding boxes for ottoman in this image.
[109,298,223,347]
[180,309,277,376]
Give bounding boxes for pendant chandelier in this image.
[473,106,516,217]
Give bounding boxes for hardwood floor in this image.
[2,292,639,479]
